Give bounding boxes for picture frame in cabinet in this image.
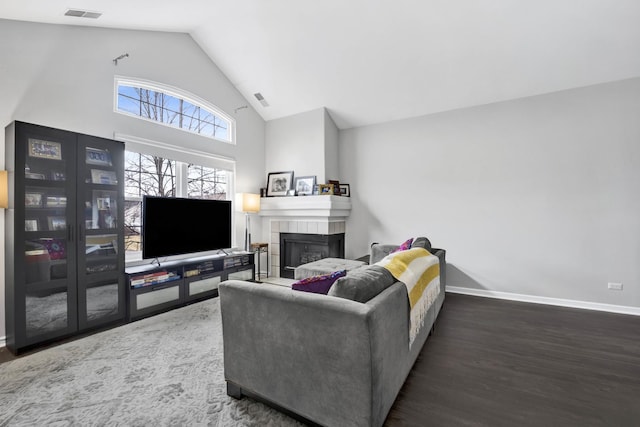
[45,196,67,208]
[91,169,118,185]
[25,219,39,232]
[28,138,62,160]
[86,147,113,166]
[25,172,46,180]
[51,171,66,181]
[25,192,43,207]
[96,197,111,210]
[48,216,66,231]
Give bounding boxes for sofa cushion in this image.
[292,269,347,294]
[328,265,395,303]
[370,244,398,265]
[294,258,366,280]
[39,238,66,260]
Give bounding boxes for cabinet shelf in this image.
[87,183,118,189]
[126,252,255,321]
[85,229,118,235]
[26,278,69,293]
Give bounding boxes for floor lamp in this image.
[237,193,260,251]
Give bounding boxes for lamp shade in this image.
[236,193,260,213]
[0,170,7,209]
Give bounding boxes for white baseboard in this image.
[0,336,6,348]
[446,286,640,316]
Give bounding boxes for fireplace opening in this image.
[280,232,345,278]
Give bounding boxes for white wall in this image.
[0,19,266,339]
[263,106,342,192]
[340,78,640,309]
[323,109,340,182]
[265,107,326,183]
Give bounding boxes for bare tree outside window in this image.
[187,164,227,200]
[123,151,230,254]
[117,84,230,141]
[117,79,233,255]
[124,152,176,252]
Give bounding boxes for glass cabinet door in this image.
[76,136,125,329]
[20,128,78,341]
[6,122,127,354]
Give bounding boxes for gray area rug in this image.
[0,298,304,426]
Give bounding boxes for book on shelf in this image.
[184,269,200,278]
[130,271,181,288]
[131,270,169,280]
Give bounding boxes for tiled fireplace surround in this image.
[259,196,351,278]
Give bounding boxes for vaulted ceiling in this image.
[2,0,640,129]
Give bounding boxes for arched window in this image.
[115,77,234,144]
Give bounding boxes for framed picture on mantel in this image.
[294,176,316,196]
[267,171,294,197]
[327,180,341,196]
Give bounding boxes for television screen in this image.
[142,196,232,259]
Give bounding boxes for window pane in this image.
[124,153,177,198]
[200,123,214,136]
[124,152,142,198]
[124,200,142,252]
[214,123,228,140]
[118,93,141,116]
[124,149,231,256]
[116,81,233,143]
[187,164,227,200]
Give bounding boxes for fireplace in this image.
[259,196,352,278]
[280,232,345,278]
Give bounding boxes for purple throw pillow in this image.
[292,270,347,294]
[38,238,66,260]
[392,238,414,254]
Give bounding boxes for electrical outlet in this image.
[607,282,623,291]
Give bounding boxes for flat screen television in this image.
[142,196,232,259]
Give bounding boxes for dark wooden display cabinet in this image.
[5,121,126,354]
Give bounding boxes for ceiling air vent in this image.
[254,92,269,107]
[64,9,102,19]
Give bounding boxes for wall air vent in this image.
[254,92,270,107]
[64,9,102,19]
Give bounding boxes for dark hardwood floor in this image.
[0,345,15,364]
[385,293,640,427]
[2,293,638,426]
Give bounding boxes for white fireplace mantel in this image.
[259,195,351,218]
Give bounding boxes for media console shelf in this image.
[126,252,254,321]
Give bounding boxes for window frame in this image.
[116,133,237,264]
[114,76,236,144]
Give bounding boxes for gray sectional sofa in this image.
[219,242,446,427]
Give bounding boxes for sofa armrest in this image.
[370,244,447,289]
[219,280,409,427]
[430,248,446,289]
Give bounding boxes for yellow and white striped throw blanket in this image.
[376,247,440,348]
